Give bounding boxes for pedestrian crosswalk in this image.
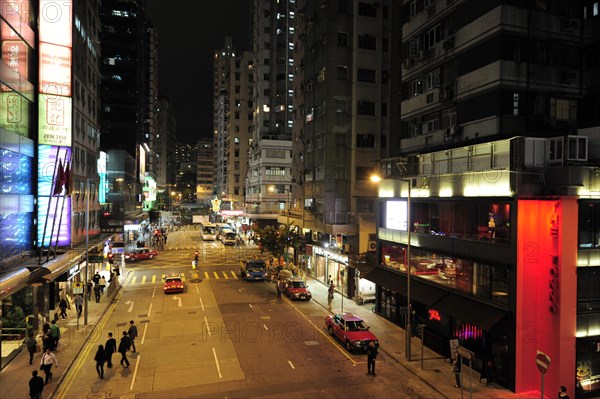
[127,270,239,285]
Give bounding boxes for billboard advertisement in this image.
[386,200,408,231]
[38,94,72,146]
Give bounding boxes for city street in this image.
[52,229,444,399]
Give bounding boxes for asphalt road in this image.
[54,234,444,399]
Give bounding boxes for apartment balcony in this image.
[401,88,440,118]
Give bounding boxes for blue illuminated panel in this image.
[1,149,33,195]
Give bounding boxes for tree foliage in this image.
[253,223,302,259]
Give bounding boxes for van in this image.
[220,229,237,246]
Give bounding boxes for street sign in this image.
[88,255,103,263]
[449,339,459,359]
[73,282,84,294]
[457,345,474,360]
[536,350,551,374]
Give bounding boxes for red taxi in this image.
[125,248,157,262]
[325,313,378,352]
[163,273,184,294]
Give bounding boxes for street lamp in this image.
[371,174,413,361]
[170,191,176,212]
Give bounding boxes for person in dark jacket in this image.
[58,298,68,319]
[25,332,37,365]
[366,340,379,375]
[452,356,462,388]
[105,332,117,368]
[28,370,44,399]
[118,331,131,367]
[94,345,106,378]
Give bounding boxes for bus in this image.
[199,222,217,241]
[216,222,232,237]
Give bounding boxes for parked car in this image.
[125,248,158,261]
[325,313,378,352]
[163,273,184,294]
[283,277,312,301]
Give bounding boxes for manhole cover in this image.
[304,340,320,346]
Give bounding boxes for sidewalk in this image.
[0,277,124,399]
[306,276,539,399]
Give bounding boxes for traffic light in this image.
[107,253,114,264]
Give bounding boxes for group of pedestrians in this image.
[90,320,138,379]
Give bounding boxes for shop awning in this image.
[432,292,508,331]
[364,267,447,306]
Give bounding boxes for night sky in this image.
[146,0,252,143]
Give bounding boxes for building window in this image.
[579,202,600,248]
[358,34,376,50]
[357,68,376,83]
[337,65,348,80]
[357,133,375,148]
[358,2,377,17]
[357,101,375,115]
[337,32,349,47]
[266,149,286,158]
[441,108,457,129]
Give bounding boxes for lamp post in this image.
[371,175,413,361]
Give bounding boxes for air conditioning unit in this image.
[368,241,377,252]
[443,37,455,50]
[561,18,579,32]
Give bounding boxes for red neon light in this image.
[428,309,441,321]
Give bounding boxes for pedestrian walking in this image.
[42,322,50,337]
[25,332,38,365]
[94,284,102,303]
[92,271,101,285]
[98,276,107,294]
[118,331,131,367]
[58,298,68,319]
[42,331,52,352]
[327,282,335,311]
[366,340,378,375]
[39,348,58,384]
[86,281,93,301]
[452,356,462,388]
[28,370,45,399]
[74,294,83,317]
[276,280,282,298]
[105,332,117,368]
[94,345,106,379]
[558,386,570,399]
[49,320,60,350]
[128,320,138,352]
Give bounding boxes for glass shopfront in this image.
[381,243,510,307]
[404,200,512,244]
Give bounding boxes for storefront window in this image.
[579,202,600,248]
[381,244,510,307]
[1,288,34,368]
[412,200,511,244]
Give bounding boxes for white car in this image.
[220,229,237,246]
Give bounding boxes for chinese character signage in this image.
[39,94,72,146]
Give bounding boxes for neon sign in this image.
[429,309,441,321]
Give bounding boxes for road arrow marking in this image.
[125,300,134,312]
[173,295,182,307]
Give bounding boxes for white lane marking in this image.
[130,354,141,390]
[195,284,200,294]
[147,302,153,318]
[141,322,149,344]
[212,347,222,379]
[263,324,269,331]
[288,360,295,370]
[199,297,205,311]
[248,304,253,309]
[204,316,211,336]
[151,286,156,298]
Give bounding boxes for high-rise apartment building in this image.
[368,1,600,397]
[156,96,177,190]
[213,40,253,213]
[289,0,392,290]
[196,137,215,206]
[245,0,295,225]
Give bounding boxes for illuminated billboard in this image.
[0,92,29,136]
[39,94,72,146]
[39,0,72,47]
[386,200,408,231]
[39,42,71,96]
[98,151,107,204]
[37,145,71,246]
